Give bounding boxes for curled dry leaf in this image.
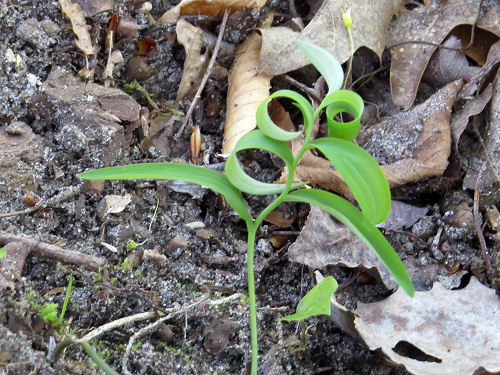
[354,277,500,375]
[98,193,132,219]
[259,0,401,76]
[58,0,99,56]
[387,1,500,108]
[158,0,266,25]
[222,31,271,154]
[176,19,209,101]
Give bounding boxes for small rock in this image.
[166,235,188,255]
[143,246,167,264]
[16,18,55,50]
[184,221,205,230]
[82,180,105,194]
[203,320,234,355]
[40,19,59,37]
[125,56,155,81]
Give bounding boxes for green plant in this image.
[0,246,6,259]
[77,40,414,374]
[37,275,73,334]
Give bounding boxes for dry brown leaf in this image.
[387,2,500,109]
[74,0,113,17]
[58,0,99,56]
[222,31,271,153]
[462,70,500,204]
[377,200,428,232]
[98,193,132,219]
[158,0,266,25]
[354,277,500,375]
[288,206,399,290]
[259,0,402,76]
[450,83,493,152]
[176,19,209,101]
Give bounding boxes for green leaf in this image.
[225,130,305,195]
[310,138,391,224]
[256,90,314,141]
[279,276,338,322]
[294,40,344,94]
[285,189,414,297]
[77,163,253,225]
[313,90,364,142]
[0,247,6,259]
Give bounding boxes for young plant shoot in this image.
[78,40,414,375]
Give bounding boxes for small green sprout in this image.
[0,247,6,259]
[279,276,338,323]
[77,40,414,375]
[38,275,73,334]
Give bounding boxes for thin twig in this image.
[0,186,80,218]
[473,161,495,287]
[283,74,322,102]
[122,295,209,375]
[0,231,105,271]
[175,10,230,138]
[387,0,484,52]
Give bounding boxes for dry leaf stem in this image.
[473,161,496,288]
[176,10,229,138]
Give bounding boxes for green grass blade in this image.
[310,138,391,224]
[285,189,414,297]
[279,276,338,322]
[77,163,253,225]
[225,130,303,195]
[256,90,314,141]
[294,40,344,94]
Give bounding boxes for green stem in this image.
[246,142,310,374]
[343,26,354,90]
[246,227,258,375]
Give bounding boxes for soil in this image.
[0,1,498,375]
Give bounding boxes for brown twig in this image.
[387,0,484,52]
[175,10,229,139]
[473,161,495,287]
[284,74,322,102]
[0,231,105,271]
[0,186,80,218]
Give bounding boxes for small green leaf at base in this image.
[0,247,6,259]
[278,276,338,322]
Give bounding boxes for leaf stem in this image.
[246,227,258,375]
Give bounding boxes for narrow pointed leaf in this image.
[285,189,414,297]
[77,163,253,224]
[256,89,314,141]
[294,40,344,94]
[225,130,304,195]
[310,138,390,224]
[279,276,338,322]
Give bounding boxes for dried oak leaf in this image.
[176,19,209,101]
[74,0,114,17]
[354,277,500,375]
[377,200,428,232]
[259,0,402,76]
[58,0,99,55]
[157,0,266,25]
[98,193,132,219]
[222,31,271,153]
[462,70,500,204]
[288,206,400,290]
[387,1,500,108]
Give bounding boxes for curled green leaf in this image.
[314,90,364,142]
[77,163,253,225]
[256,89,314,141]
[285,188,414,297]
[225,130,304,195]
[310,138,391,224]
